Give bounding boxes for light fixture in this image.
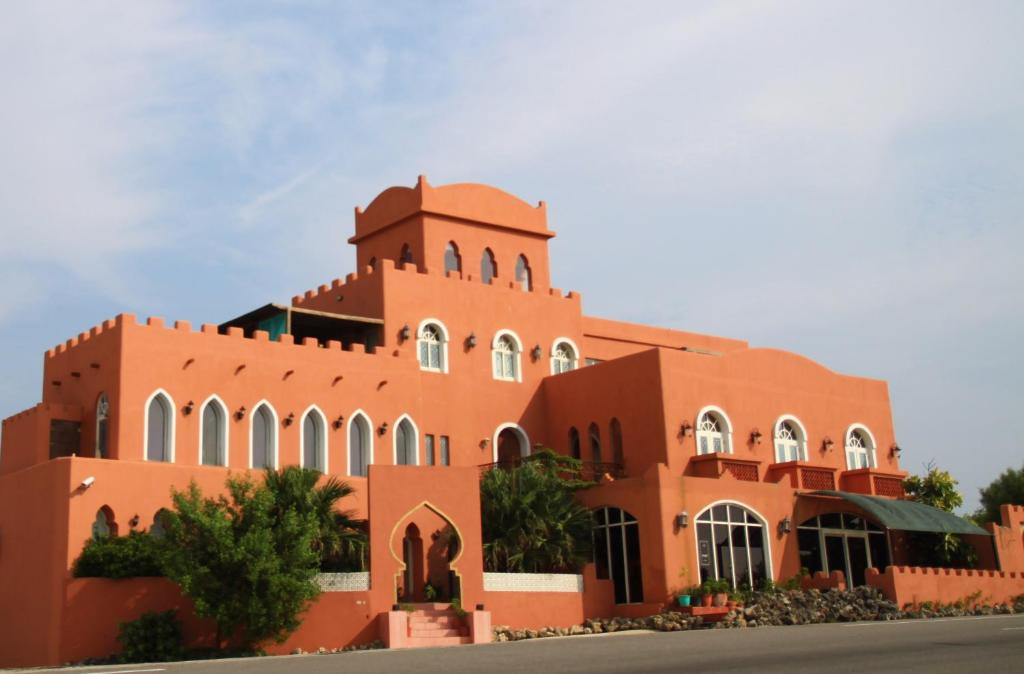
[333,415,345,430]
[778,516,792,534]
[399,324,411,342]
[80,476,95,490]
[466,333,477,349]
[750,428,763,445]
[183,400,195,415]
[479,438,490,449]
[821,436,834,452]
[890,444,902,458]
[531,344,542,361]
[284,412,295,427]
[378,422,389,435]
[680,421,693,437]
[235,406,247,421]
[675,511,689,528]
[129,514,140,528]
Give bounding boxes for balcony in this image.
[689,453,761,482]
[839,467,908,498]
[765,461,838,490]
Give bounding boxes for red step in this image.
[409,627,465,638]
[404,635,473,648]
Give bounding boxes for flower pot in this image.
[677,595,691,607]
[726,600,737,609]
[701,594,713,607]
[713,592,728,607]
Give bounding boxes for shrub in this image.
[72,531,164,578]
[117,610,183,662]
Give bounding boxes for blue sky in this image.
[1,1,1021,511]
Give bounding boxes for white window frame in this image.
[249,400,279,469]
[491,329,523,382]
[692,500,774,589]
[491,422,530,463]
[550,337,580,375]
[346,409,374,477]
[198,394,229,466]
[392,414,420,465]
[844,423,877,470]
[773,414,808,463]
[695,404,733,455]
[299,404,329,472]
[416,318,449,374]
[143,388,176,463]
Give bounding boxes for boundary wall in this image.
[866,566,1024,607]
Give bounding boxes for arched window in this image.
[774,416,807,463]
[150,509,170,539]
[95,393,109,459]
[569,427,581,460]
[368,257,377,270]
[251,402,277,469]
[551,339,578,375]
[696,407,732,455]
[515,254,531,291]
[695,503,770,589]
[417,321,448,373]
[494,423,530,464]
[399,243,414,268]
[395,416,418,465]
[348,412,372,477]
[610,418,624,467]
[200,397,227,466]
[492,331,521,382]
[301,407,327,472]
[444,242,461,274]
[592,507,644,604]
[589,423,602,464]
[845,426,876,469]
[92,506,116,540]
[481,248,497,284]
[145,391,174,462]
[797,513,889,586]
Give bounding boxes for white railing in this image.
[316,572,370,592]
[483,572,583,593]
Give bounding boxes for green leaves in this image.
[902,463,976,568]
[974,463,1024,525]
[72,530,164,578]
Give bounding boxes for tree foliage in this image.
[480,448,594,573]
[117,610,184,663]
[72,530,164,578]
[974,463,1024,525]
[902,463,976,568]
[159,474,321,649]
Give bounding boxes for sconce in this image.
[778,516,792,534]
[679,421,693,437]
[675,511,689,528]
[399,324,411,342]
[183,400,195,415]
[821,436,834,452]
[750,428,763,445]
[479,438,490,449]
[129,514,140,529]
[284,412,295,427]
[531,344,543,361]
[235,406,247,421]
[465,332,477,349]
[333,415,345,430]
[890,444,902,458]
[378,422,389,436]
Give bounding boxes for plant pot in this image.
[713,592,728,607]
[701,594,713,607]
[726,600,736,609]
[677,595,691,607]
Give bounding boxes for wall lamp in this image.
[465,333,477,349]
[479,438,490,449]
[129,514,140,529]
[750,428,763,445]
[821,436,834,452]
[284,412,295,427]
[399,324,411,342]
[778,516,792,534]
[234,406,247,421]
[80,476,95,490]
[333,415,345,430]
[378,422,389,436]
[890,444,903,458]
[679,421,693,437]
[675,511,689,528]
[530,344,543,361]
[183,400,195,416]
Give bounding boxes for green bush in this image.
[117,610,184,662]
[72,531,164,578]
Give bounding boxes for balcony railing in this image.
[477,457,625,482]
[689,453,762,482]
[766,461,837,490]
[840,467,908,497]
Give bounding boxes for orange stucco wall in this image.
[866,566,1024,607]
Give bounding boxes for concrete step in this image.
[404,635,473,648]
[409,616,462,628]
[408,609,458,618]
[409,627,465,638]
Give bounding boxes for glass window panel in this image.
[728,505,745,523]
[843,514,865,530]
[747,525,767,586]
[609,525,627,604]
[820,513,842,529]
[714,524,731,582]
[712,505,728,522]
[697,510,712,522]
[202,404,221,465]
[697,523,714,583]
[147,397,167,462]
[607,508,622,525]
[746,512,758,524]
[798,528,823,575]
[303,415,318,469]
[866,520,883,532]
[440,435,450,466]
[594,510,607,526]
[623,512,636,523]
[593,526,609,579]
[731,524,750,588]
[625,523,644,603]
[798,516,819,529]
[425,434,435,466]
[824,535,847,576]
[868,532,890,571]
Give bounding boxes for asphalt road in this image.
[16,613,1024,674]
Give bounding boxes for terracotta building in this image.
[2,178,1022,667]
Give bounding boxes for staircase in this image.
[405,603,472,648]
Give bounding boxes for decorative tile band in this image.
[316,572,370,592]
[483,572,583,593]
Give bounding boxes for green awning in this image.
[809,490,990,536]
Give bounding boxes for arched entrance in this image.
[494,424,529,465]
[391,503,464,603]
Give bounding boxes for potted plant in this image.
[674,567,692,607]
[699,580,714,607]
[712,579,730,607]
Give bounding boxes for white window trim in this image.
[346,409,374,477]
[491,329,523,382]
[692,499,774,585]
[198,394,229,467]
[299,404,329,473]
[416,318,450,374]
[142,388,176,463]
[248,399,280,469]
[694,404,733,455]
[491,422,530,463]
[392,413,420,465]
[773,414,808,463]
[549,336,581,375]
[844,423,877,470]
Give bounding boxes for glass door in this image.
[846,537,869,587]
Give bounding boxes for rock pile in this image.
[493,613,703,641]
[719,586,900,628]
[291,640,384,655]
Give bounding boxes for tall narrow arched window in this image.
[569,427,581,460]
[774,416,807,463]
[395,416,418,465]
[845,425,876,469]
[200,397,227,466]
[592,507,644,604]
[92,506,116,539]
[444,242,462,275]
[589,423,602,464]
[301,407,327,472]
[145,391,174,462]
[515,254,531,291]
[348,412,372,477]
[150,509,170,539]
[551,340,578,374]
[399,243,414,268]
[492,331,522,381]
[95,394,109,459]
[610,418,624,467]
[695,503,770,589]
[481,248,497,284]
[695,407,732,455]
[417,320,448,373]
[251,403,277,469]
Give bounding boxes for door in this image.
[824,534,847,579]
[846,537,870,587]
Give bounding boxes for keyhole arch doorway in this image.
[389,501,465,603]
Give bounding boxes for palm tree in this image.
[263,466,368,571]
